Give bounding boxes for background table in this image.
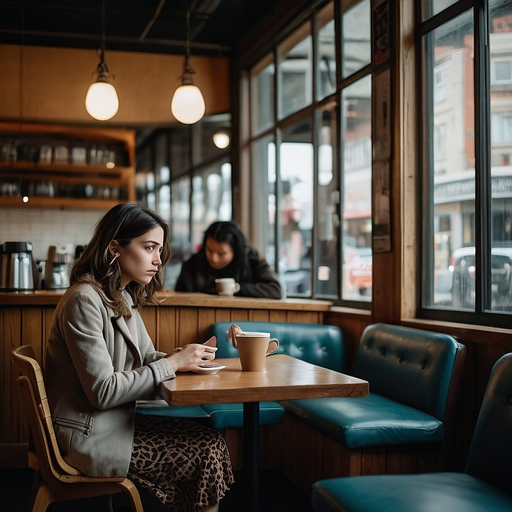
[159,354,369,512]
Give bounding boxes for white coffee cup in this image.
[235,331,279,372]
[215,278,240,296]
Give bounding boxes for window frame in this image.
[244,0,373,306]
[417,0,512,328]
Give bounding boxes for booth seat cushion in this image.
[283,393,444,449]
[207,321,344,372]
[311,473,512,512]
[136,400,210,418]
[135,400,283,429]
[282,323,463,449]
[200,402,285,429]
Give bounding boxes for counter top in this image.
[0,290,332,311]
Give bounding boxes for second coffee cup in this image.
[235,331,279,372]
[215,277,241,296]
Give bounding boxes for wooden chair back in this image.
[11,344,144,512]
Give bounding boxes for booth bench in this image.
[280,323,465,491]
[311,352,512,512]
[138,321,465,484]
[137,320,344,468]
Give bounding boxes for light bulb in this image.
[171,84,205,124]
[213,131,230,149]
[85,80,119,121]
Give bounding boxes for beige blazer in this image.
[45,283,174,477]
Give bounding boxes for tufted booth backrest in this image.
[207,321,345,373]
[354,323,464,421]
[465,352,512,494]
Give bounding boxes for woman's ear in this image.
[109,241,120,256]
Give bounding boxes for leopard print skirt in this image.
[129,414,234,511]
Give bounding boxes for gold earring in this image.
[109,253,119,266]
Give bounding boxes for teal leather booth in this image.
[282,323,465,448]
[202,321,345,429]
[137,320,345,430]
[311,352,512,512]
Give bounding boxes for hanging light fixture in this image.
[85,0,119,121]
[213,128,230,149]
[171,9,205,124]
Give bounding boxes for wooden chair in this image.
[11,345,144,512]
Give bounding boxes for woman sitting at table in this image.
[175,220,282,299]
[45,203,233,512]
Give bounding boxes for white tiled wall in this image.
[0,208,104,261]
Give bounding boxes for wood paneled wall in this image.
[0,298,327,467]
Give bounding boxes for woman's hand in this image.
[227,323,243,348]
[167,342,218,373]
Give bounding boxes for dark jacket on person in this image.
[175,246,282,299]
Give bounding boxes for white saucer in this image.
[191,363,227,374]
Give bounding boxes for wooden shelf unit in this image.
[0,122,136,209]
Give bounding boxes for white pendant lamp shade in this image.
[171,9,205,125]
[213,130,230,149]
[85,80,119,121]
[171,83,205,124]
[85,0,118,121]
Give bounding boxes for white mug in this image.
[215,278,240,296]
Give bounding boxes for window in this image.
[342,0,371,78]
[278,24,313,119]
[251,55,275,136]
[420,0,512,326]
[491,112,512,143]
[342,75,372,302]
[491,59,512,84]
[317,3,336,100]
[136,114,231,289]
[246,0,372,303]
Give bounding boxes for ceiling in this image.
[0,0,278,57]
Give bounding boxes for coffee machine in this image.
[45,244,74,289]
[0,241,38,291]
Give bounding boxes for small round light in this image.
[85,81,119,121]
[213,131,230,149]
[171,85,205,124]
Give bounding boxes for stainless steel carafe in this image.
[0,241,37,291]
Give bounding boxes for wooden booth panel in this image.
[0,293,330,467]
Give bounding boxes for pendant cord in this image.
[184,9,194,75]
[100,0,107,65]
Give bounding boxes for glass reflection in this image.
[341,75,372,301]
[279,119,313,296]
[317,3,336,100]
[316,105,339,297]
[489,0,512,312]
[427,11,476,309]
[342,0,371,78]
[279,25,313,119]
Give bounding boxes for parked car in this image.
[450,246,512,310]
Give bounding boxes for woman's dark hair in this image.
[71,203,171,317]
[201,221,249,281]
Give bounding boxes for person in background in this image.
[175,220,282,299]
[45,204,233,512]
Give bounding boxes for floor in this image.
[0,468,314,512]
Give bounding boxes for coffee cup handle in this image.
[266,338,279,356]
[234,282,240,293]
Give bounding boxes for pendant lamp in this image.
[171,9,205,124]
[85,0,119,121]
[213,129,230,149]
